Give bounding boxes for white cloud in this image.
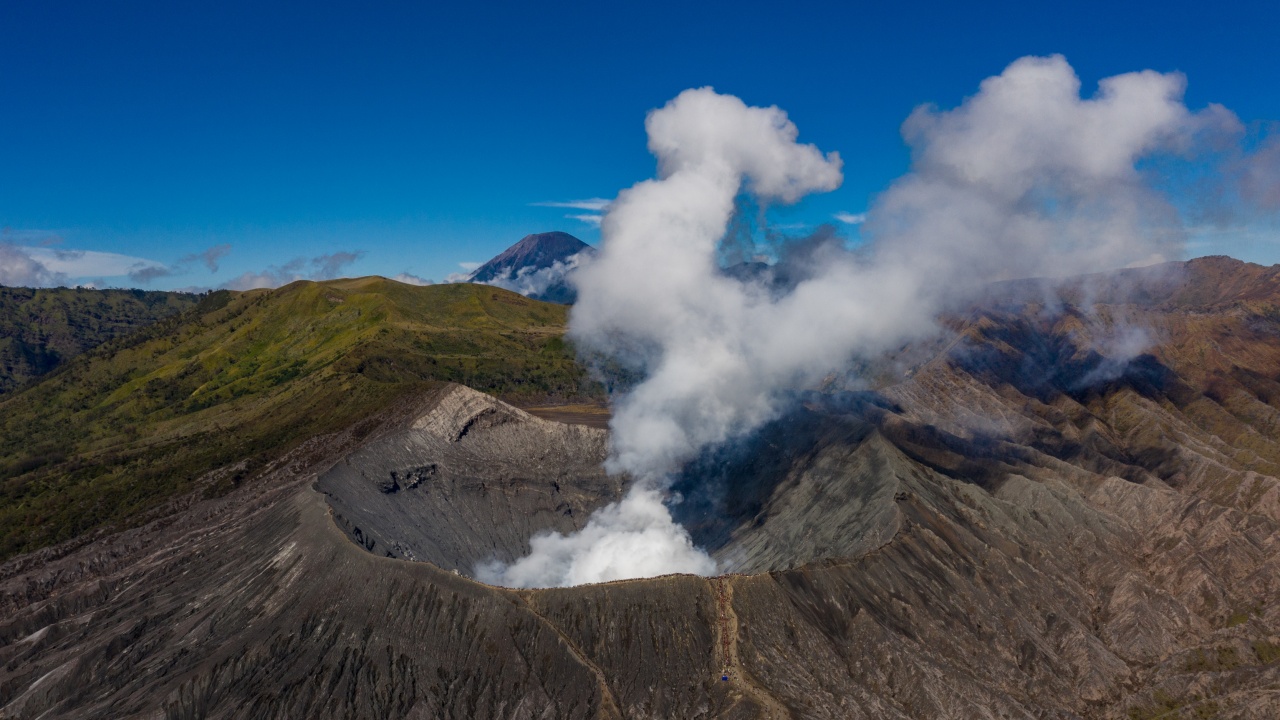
[565,213,603,227]
[0,243,176,287]
[531,198,612,211]
[219,251,364,290]
[864,54,1225,281]
[441,261,484,284]
[479,252,585,297]
[392,272,433,286]
[222,269,300,291]
[0,244,67,287]
[23,246,165,277]
[833,211,866,224]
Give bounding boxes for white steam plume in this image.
[475,488,715,587]
[480,56,1240,588]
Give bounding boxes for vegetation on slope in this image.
[0,278,599,558]
[0,286,198,396]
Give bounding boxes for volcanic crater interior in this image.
[318,382,906,583]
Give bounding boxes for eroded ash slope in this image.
[318,385,619,571]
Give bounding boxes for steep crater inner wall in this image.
[316,385,623,574]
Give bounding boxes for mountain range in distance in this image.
[0,254,1278,717]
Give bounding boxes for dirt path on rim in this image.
[711,576,792,719]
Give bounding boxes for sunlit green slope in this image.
[0,285,198,396]
[0,277,597,558]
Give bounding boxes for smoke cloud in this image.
[475,488,716,587]
[480,56,1246,588]
[867,55,1216,292]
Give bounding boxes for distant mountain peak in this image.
[466,231,595,304]
[467,232,591,284]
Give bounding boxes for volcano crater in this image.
[317,383,943,582]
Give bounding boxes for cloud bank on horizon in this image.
[0,239,376,292]
[0,242,170,288]
[479,54,1266,589]
[0,229,385,292]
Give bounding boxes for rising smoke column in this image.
[479,56,1241,589]
[478,89,843,588]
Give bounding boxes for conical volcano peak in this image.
[467,231,592,284]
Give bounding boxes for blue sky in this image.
[3,0,1279,289]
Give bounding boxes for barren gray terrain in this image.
[2,258,1280,718]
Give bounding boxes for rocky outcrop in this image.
[318,385,618,570]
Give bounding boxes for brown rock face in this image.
[2,257,1280,718]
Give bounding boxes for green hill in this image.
[0,285,199,396]
[0,277,598,558]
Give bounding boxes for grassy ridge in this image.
[0,278,598,558]
[0,286,198,396]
